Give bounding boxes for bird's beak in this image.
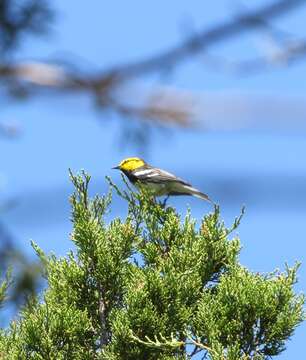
[112,165,120,170]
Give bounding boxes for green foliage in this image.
[0,270,11,309]
[193,265,304,360]
[0,171,304,359]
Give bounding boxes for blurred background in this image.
[0,0,305,358]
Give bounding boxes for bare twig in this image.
[98,285,109,347]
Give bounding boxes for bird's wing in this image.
[133,167,191,185]
[132,166,212,202]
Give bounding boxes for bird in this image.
[112,157,212,202]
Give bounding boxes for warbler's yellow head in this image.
[112,157,146,172]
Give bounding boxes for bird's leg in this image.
[161,195,170,207]
[150,196,157,204]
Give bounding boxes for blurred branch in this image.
[0,219,42,315]
[96,0,305,78]
[0,221,14,258]
[107,89,197,127]
[0,0,53,55]
[0,0,305,128]
[0,121,21,138]
[201,39,306,75]
[200,4,306,75]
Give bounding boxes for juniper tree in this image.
[0,171,304,360]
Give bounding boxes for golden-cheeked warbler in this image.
[113,157,211,202]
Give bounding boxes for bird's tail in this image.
[182,185,212,202]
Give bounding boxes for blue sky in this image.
[1,1,306,358]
